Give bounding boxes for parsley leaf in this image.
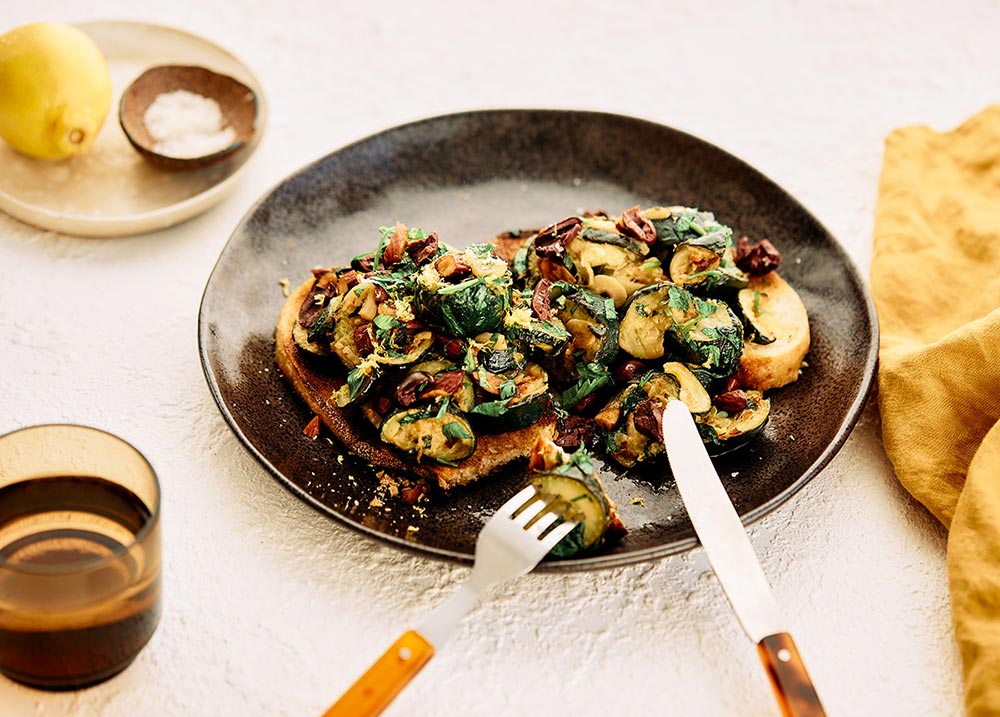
[561,361,613,409]
[470,400,508,417]
[373,314,400,331]
[442,421,473,441]
[346,368,366,400]
[666,285,692,313]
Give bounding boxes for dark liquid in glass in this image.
[0,476,161,689]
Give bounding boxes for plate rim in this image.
[198,108,879,571]
[0,20,268,238]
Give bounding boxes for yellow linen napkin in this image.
[871,104,1000,715]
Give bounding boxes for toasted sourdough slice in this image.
[735,271,811,391]
[276,277,557,490]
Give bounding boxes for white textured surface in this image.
[2,1,994,715]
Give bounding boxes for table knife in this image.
[661,399,827,717]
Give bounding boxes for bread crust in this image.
[275,277,556,490]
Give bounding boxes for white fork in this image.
[321,485,578,717]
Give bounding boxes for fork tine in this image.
[495,485,539,517]
[525,510,560,536]
[510,497,549,527]
[539,520,578,550]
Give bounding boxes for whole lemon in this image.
[0,22,113,159]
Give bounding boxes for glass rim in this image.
[0,423,161,576]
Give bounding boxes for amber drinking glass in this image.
[0,425,161,690]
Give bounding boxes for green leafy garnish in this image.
[437,276,483,296]
[666,285,692,313]
[561,361,613,409]
[346,368,365,400]
[470,400,509,417]
[442,421,473,441]
[373,314,401,331]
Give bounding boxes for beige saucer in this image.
[0,21,267,237]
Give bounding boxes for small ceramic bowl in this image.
[119,64,258,171]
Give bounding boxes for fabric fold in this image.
[872,104,1000,716]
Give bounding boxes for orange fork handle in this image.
[757,632,827,717]
[323,630,434,717]
[322,630,435,717]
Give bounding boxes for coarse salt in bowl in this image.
[119,64,257,170]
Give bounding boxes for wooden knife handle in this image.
[322,630,434,717]
[756,632,827,717]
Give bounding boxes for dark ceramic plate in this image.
[199,110,877,571]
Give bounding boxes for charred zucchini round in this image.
[606,409,666,468]
[668,232,726,288]
[525,471,610,558]
[696,391,770,455]
[380,406,476,464]
[373,328,434,366]
[469,362,549,432]
[617,282,678,360]
[620,283,743,376]
[417,245,513,338]
[551,283,620,367]
[598,371,681,467]
[524,440,620,559]
[661,362,712,414]
[507,318,571,356]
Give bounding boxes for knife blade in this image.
[662,399,827,717]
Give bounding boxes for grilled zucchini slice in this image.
[524,438,620,558]
[661,361,712,414]
[619,283,743,377]
[380,406,476,464]
[508,318,571,356]
[551,282,620,369]
[696,391,770,455]
[600,371,682,467]
[469,362,549,432]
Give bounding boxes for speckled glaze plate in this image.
[198,110,877,571]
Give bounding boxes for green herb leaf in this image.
[346,368,365,400]
[437,276,482,296]
[666,285,692,313]
[561,361,613,409]
[546,521,586,559]
[673,209,697,234]
[442,421,473,441]
[373,314,400,331]
[470,400,508,417]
